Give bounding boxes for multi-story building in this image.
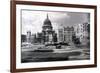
[26,31,31,43]
[57,27,64,43]
[75,23,89,45]
[36,33,43,43]
[57,26,74,44]
[64,26,74,43]
[30,34,36,44]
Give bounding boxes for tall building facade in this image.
[57,27,64,43]
[57,26,74,44]
[64,26,74,43]
[26,31,31,43]
[75,23,89,45]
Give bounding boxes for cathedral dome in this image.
[43,14,52,26]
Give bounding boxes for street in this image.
[21,44,90,63]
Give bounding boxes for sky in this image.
[21,10,90,35]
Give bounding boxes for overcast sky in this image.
[21,10,90,35]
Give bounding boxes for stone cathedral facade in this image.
[42,14,57,44]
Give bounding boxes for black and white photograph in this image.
[21,10,90,63]
[11,1,97,72]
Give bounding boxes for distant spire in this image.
[47,13,49,19]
